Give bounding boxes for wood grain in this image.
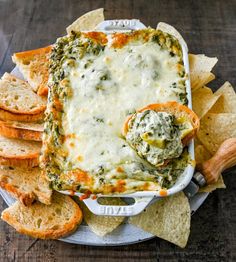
[0,0,236,261]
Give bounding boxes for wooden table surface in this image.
[0,0,236,261]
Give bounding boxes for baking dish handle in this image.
[83,196,154,216]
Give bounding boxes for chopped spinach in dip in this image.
[126,110,190,166]
[42,29,190,193]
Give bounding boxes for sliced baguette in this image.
[0,166,51,205]
[2,72,31,86]
[0,120,43,141]
[0,108,44,122]
[0,73,46,115]
[12,46,51,96]
[0,136,41,168]
[1,192,83,239]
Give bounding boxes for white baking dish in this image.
[59,19,194,216]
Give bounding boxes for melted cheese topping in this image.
[60,35,186,192]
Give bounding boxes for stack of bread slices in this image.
[0,47,82,239]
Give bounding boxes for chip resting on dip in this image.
[41,28,199,194]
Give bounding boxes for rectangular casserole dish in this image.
[42,19,194,216]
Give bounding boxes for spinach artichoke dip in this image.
[41,28,191,194]
[126,110,189,167]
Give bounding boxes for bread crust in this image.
[1,195,83,239]
[0,109,44,122]
[0,104,45,115]
[12,46,52,59]
[0,121,42,141]
[0,156,39,168]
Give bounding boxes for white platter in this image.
[0,20,209,246]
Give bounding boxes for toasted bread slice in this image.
[0,108,44,122]
[0,166,51,205]
[0,120,43,141]
[2,72,30,85]
[0,73,46,115]
[0,136,41,168]
[123,101,200,146]
[1,192,83,239]
[12,46,51,96]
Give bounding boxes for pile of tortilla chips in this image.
[64,9,234,248]
[129,52,234,248]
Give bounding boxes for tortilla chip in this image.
[198,86,213,94]
[199,175,226,193]
[197,113,236,154]
[189,54,218,91]
[190,72,215,92]
[209,82,236,113]
[79,198,125,237]
[192,86,221,118]
[129,192,190,248]
[195,144,212,164]
[189,54,218,73]
[194,136,203,148]
[66,8,104,34]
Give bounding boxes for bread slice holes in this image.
[55,208,61,215]
[14,95,19,100]
[37,218,42,228]
[51,225,59,230]
[23,60,30,66]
